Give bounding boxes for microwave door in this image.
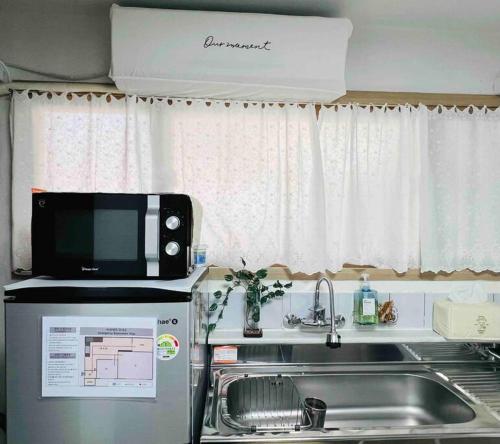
[86,194,149,278]
[32,193,94,277]
[32,193,150,278]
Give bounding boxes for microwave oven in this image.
[32,192,193,279]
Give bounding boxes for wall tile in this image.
[281,292,292,325]
[424,293,448,329]
[388,293,425,329]
[290,291,323,319]
[335,293,355,330]
[260,295,286,329]
[211,290,245,330]
[209,287,497,333]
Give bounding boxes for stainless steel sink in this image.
[202,365,500,442]
[292,373,475,428]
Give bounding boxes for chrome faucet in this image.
[284,276,345,348]
[319,277,343,348]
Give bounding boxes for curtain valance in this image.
[10,91,500,273]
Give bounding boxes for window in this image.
[11,92,500,273]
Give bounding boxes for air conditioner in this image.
[109,5,352,102]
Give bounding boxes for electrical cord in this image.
[0,60,12,83]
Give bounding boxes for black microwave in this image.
[32,193,193,279]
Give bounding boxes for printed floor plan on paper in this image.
[84,337,154,386]
[42,317,157,398]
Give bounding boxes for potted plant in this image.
[207,258,292,337]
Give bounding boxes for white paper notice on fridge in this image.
[41,316,157,398]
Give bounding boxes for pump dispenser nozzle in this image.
[360,272,370,290]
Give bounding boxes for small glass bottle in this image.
[193,244,207,267]
[354,272,378,325]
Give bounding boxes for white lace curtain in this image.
[10,92,500,273]
[11,92,325,273]
[421,106,500,272]
[11,92,156,270]
[319,105,425,273]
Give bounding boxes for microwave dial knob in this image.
[165,241,180,256]
[165,215,181,230]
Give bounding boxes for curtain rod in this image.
[2,82,499,109]
[0,81,120,96]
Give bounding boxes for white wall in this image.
[346,24,500,94]
[1,0,500,94]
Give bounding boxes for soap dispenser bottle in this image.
[354,272,378,325]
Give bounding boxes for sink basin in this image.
[203,365,500,442]
[222,372,475,432]
[293,373,476,428]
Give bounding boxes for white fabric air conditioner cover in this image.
[109,5,353,102]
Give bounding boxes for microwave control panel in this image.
[158,194,193,278]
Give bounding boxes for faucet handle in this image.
[283,313,301,328]
[335,315,346,329]
[310,306,326,323]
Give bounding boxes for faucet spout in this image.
[316,277,342,348]
[284,277,345,339]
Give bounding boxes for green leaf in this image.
[260,296,268,304]
[214,290,222,299]
[241,257,247,267]
[244,270,254,280]
[208,323,217,333]
[235,270,244,280]
[256,269,268,279]
[209,303,218,312]
[275,290,284,297]
[261,285,268,292]
[224,274,233,282]
[218,311,224,320]
[273,280,283,288]
[226,286,234,294]
[284,282,293,289]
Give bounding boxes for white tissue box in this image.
[433,300,500,341]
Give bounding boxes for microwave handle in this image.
[145,195,160,276]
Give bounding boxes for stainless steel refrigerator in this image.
[3,267,208,444]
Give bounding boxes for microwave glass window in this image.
[93,209,138,261]
[55,210,93,259]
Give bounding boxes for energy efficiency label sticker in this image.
[156,334,180,361]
